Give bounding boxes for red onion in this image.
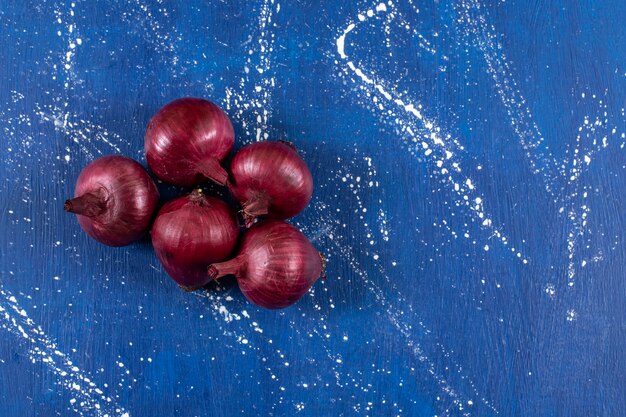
[145,97,234,187]
[228,141,313,227]
[151,189,239,290]
[64,155,159,247]
[207,220,323,309]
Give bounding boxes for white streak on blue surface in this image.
[0,285,129,417]
[335,1,528,265]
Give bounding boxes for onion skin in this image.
[208,220,323,309]
[145,98,234,187]
[152,190,239,290]
[64,155,159,247]
[228,141,313,227]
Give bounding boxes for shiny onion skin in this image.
[208,220,323,309]
[228,141,313,227]
[145,98,234,187]
[152,190,239,290]
[64,155,159,247]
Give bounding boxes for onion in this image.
[228,140,313,227]
[207,220,323,309]
[151,189,239,290]
[64,155,159,247]
[145,97,234,187]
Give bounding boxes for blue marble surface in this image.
[1,0,625,416]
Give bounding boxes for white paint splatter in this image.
[224,0,279,143]
[309,209,498,416]
[37,104,122,159]
[335,0,527,264]
[456,0,558,194]
[0,285,128,416]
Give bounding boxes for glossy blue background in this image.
[1,0,625,416]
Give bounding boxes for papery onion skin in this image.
[152,190,239,290]
[64,155,159,247]
[145,97,234,187]
[208,220,322,309]
[228,141,313,227]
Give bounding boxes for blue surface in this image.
[1,0,625,416]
